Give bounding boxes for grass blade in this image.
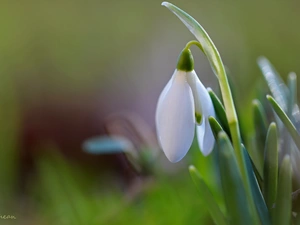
[208,88,230,137]
[253,100,268,143]
[273,156,292,225]
[257,57,288,111]
[287,72,300,131]
[217,132,254,225]
[252,99,268,174]
[208,116,224,139]
[189,165,228,225]
[267,95,300,150]
[242,145,271,225]
[287,72,297,117]
[263,123,278,211]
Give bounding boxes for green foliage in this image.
[273,156,292,225]
[208,116,224,139]
[33,151,99,225]
[267,95,300,150]
[208,88,230,137]
[189,165,227,225]
[27,147,212,225]
[263,123,278,212]
[242,145,271,225]
[252,99,268,174]
[218,132,253,225]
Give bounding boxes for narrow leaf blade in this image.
[208,88,230,136]
[217,132,253,225]
[208,116,224,140]
[253,99,268,148]
[263,122,278,211]
[252,99,268,175]
[267,95,300,150]
[287,72,300,131]
[189,165,228,225]
[274,156,292,225]
[242,145,271,225]
[257,57,289,111]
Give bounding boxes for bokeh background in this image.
[1,0,300,224]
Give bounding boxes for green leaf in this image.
[287,72,297,117]
[263,123,278,211]
[242,144,271,225]
[217,132,253,225]
[267,95,300,150]
[273,156,292,225]
[258,58,300,132]
[257,57,289,111]
[208,88,230,137]
[252,99,268,175]
[246,137,263,185]
[286,72,299,156]
[287,72,300,131]
[209,119,266,224]
[252,99,268,150]
[189,165,228,225]
[208,116,224,139]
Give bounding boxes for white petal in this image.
[187,71,215,156]
[186,70,203,124]
[156,70,195,163]
[196,117,215,156]
[155,74,174,126]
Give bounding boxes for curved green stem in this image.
[185,40,204,53]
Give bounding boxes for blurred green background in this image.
[0,0,300,224]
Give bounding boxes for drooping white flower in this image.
[156,48,216,162]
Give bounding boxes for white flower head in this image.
[156,48,216,163]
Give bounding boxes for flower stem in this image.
[185,40,204,53]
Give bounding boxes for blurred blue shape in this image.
[83,136,133,154]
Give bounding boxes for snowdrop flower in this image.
[156,48,215,163]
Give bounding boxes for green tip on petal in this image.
[195,112,202,124]
[176,48,194,72]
